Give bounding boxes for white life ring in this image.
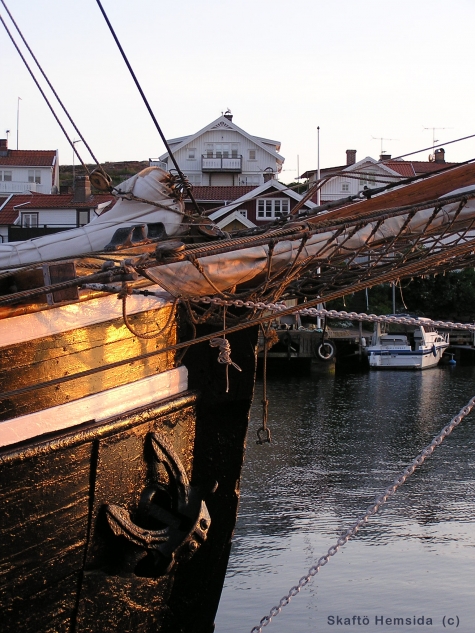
[316,340,335,361]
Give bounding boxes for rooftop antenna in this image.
[371,135,398,157]
[423,126,453,158]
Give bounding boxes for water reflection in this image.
[215,365,475,633]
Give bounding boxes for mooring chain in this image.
[249,395,475,633]
[193,296,475,332]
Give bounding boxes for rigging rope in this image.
[0,0,105,175]
[95,0,201,215]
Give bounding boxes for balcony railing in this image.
[0,181,39,193]
[7,225,76,242]
[201,155,242,172]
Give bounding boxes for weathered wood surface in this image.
[0,441,92,632]
[0,317,259,633]
[0,394,197,633]
[0,306,176,421]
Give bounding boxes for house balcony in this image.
[0,181,39,193]
[201,155,242,172]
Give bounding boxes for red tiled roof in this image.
[409,161,459,174]
[384,161,416,178]
[0,149,57,167]
[186,186,256,201]
[0,193,115,224]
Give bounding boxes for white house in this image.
[300,149,459,205]
[0,139,59,195]
[158,112,284,187]
[301,150,407,204]
[0,176,114,243]
[206,179,317,232]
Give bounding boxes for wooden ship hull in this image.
[0,268,258,633]
[2,160,475,633]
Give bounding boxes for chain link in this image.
[249,395,475,633]
[191,296,475,332]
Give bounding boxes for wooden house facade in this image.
[159,113,284,187]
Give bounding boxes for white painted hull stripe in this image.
[0,285,172,349]
[0,366,187,448]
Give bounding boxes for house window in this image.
[28,170,41,184]
[256,198,289,219]
[77,210,90,226]
[239,209,248,218]
[21,212,38,228]
[249,150,256,160]
[0,170,12,181]
[359,173,375,185]
[186,174,202,185]
[342,183,349,192]
[239,175,260,186]
[187,148,196,160]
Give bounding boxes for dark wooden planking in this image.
[0,393,198,633]
[0,442,92,629]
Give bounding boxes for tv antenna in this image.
[371,135,398,156]
[423,126,453,152]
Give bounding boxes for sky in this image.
[1,0,475,182]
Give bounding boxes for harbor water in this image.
[215,363,475,633]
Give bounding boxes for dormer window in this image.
[256,198,289,219]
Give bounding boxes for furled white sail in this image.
[144,194,475,298]
[0,167,184,268]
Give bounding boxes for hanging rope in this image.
[119,282,179,340]
[209,307,242,392]
[256,325,272,444]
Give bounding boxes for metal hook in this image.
[256,426,271,445]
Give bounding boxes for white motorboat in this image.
[367,318,449,369]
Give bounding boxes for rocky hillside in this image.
[59,160,150,190]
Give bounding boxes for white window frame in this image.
[239,175,260,186]
[249,149,256,160]
[21,212,39,228]
[28,170,41,184]
[359,172,376,186]
[0,170,12,182]
[186,174,202,185]
[256,198,290,220]
[239,209,248,218]
[342,182,349,192]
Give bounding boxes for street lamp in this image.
[72,139,82,191]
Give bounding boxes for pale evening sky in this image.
[1,0,474,181]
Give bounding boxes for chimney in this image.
[346,149,356,165]
[223,109,233,121]
[73,175,91,203]
[380,153,391,161]
[0,138,8,157]
[434,148,445,163]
